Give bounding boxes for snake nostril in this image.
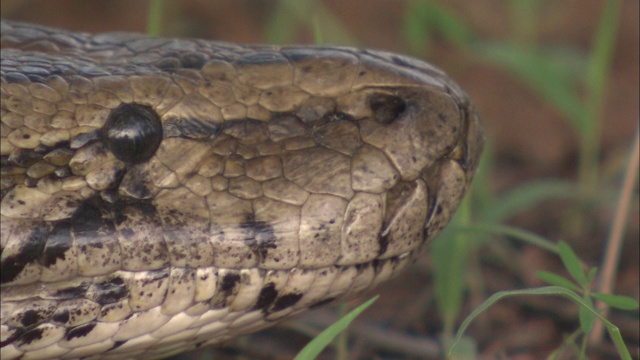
[102,104,163,164]
[368,93,407,125]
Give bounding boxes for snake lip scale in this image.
[0,20,483,359]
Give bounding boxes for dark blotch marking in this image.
[20,310,41,327]
[7,148,42,167]
[70,197,121,267]
[53,284,89,300]
[369,93,406,125]
[16,327,44,346]
[93,277,128,305]
[0,328,22,347]
[102,103,162,164]
[378,234,390,256]
[43,144,72,159]
[210,271,241,309]
[119,228,135,240]
[33,144,50,154]
[52,309,70,324]
[220,272,241,293]
[1,223,48,284]
[163,117,220,140]
[71,197,111,234]
[69,130,100,150]
[271,293,302,312]
[241,214,277,261]
[109,340,127,351]
[139,268,169,287]
[100,189,120,204]
[255,283,278,310]
[112,198,158,226]
[41,221,72,267]
[65,322,97,340]
[372,259,383,275]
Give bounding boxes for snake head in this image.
[1,35,484,288]
[1,20,482,358]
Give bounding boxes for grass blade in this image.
[403,0,473,55]
[449,286,632,360]
[294,296,378,360]
[592,293,640,311]
[454,223,558,254]
[579,296,595,333]
[475,41,588,128]
[579,0,622,188]
[482,179,584,223]
[433,196,474,335]
[146,0,164,36]
[536,271,582,293]
[557,241,588,286]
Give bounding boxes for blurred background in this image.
[2,1,638,359]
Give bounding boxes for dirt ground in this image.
[2,1,638,359]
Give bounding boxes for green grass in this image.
[422,1,637,358]
[264,0,358,45]
[294,297,379,360]
[146,0,164,36]
[448,241,638,360]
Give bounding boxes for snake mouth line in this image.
[1,250,417,358]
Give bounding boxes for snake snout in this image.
[365,84,483,256]
[360,86,464,181]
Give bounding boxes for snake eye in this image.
[102,104,163,164]
[369,93,406,124]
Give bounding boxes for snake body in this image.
[0,20,483,359]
